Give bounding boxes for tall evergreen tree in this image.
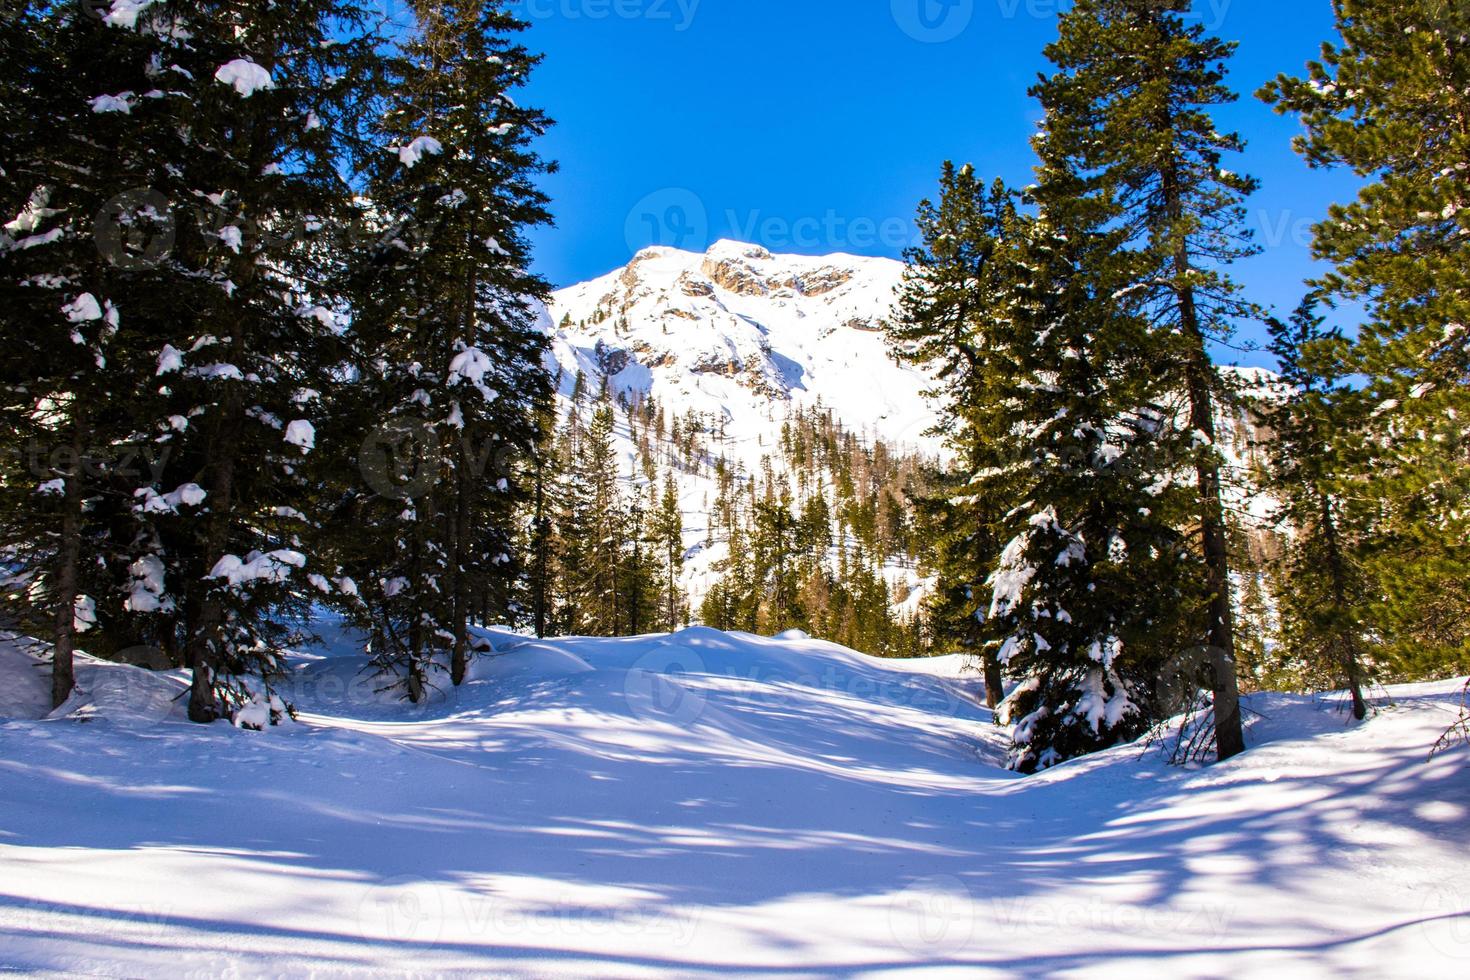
[1262,0,1470,678]
[653,473,685,631]
[888,165,1019,704]
[1031,0,1260,759]
[1261,298,1374,717]
[4,2,381,721]
[140,0,386,724]
[565,404,622,635]
[979,199,1198,772]
[337,0,554,697]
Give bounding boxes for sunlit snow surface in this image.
[1,624,1467,977]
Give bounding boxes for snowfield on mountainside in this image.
[2,624,1467,978]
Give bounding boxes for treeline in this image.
[699,407,929,658]
[524,375,688,639]
[894,0,1469,771]
[0,1,554,721]
[526,376,935,659]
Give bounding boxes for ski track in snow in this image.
[1,623,1467,977]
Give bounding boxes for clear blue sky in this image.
[514,0,1362,369]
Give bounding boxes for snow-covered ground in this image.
[2,625,1467,977]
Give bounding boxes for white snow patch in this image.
[283,420,315,453]
[214,59,274,97]
[393,136,443,168]
[61,294,103,323]
[89,93,135,114]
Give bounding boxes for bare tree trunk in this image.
[1320,494,1368,720]
[1180,291,1246,762]
[50,443,83,710]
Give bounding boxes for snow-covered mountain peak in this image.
[545,242,937,457]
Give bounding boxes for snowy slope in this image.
[543,241,939,612]
[2,625,1467,977]
[546,240,936,460]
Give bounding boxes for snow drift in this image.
[0,625,1466,977]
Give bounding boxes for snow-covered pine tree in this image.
[1031,0,1260,760]
[1260,298,1374,717]
[116,0,380,724]
[0,3,216,706]
[1262,0,1470,680]
[339,0,554,696]
[979,195,1198,773]
[0,2,110,708]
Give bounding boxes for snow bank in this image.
[0,624,1466,977]
[0,632,188,726]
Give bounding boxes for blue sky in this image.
[514,0,1362,368]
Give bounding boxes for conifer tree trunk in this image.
[1320,494,1368,720]
[187,448,236,724]
[1162,141,1247,760]
[667,538,677,630]
[451,454,470,686]
[982,654,1004,712]
[50,434,83,711]
[1177,270,1246,761]
[533,465,549,639]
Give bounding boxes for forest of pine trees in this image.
[1,0,1466,762]
[894,0,1469,771]
[0,0,555,721]
[518,373,931,658]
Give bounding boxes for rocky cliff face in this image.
[545,240,937,456]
